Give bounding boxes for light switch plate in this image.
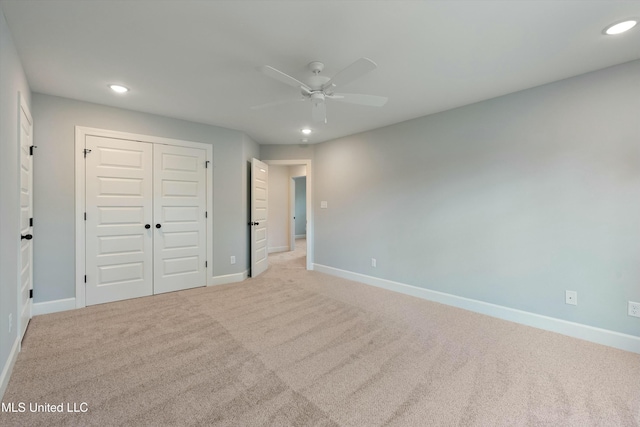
[320,201,328,209]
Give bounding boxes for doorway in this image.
[264,160,313,270]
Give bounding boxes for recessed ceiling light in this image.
[603,19,637,35]
[109,84,129,93]
[301,128,312,135]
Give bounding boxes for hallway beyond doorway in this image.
[269,238,306,270]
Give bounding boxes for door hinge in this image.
[84,212,87,220]
[84,275,87,283]
[29,217,33,227]
[205,160,210,168]
[29,145,37,156]
[205,211,208,218]
[83,149,92,158]
[29,289,33,299]
[205,261,208,268]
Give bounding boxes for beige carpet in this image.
[2,239,639,426]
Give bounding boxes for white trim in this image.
[313,263,640,355]
[0,337,19,400]
[295,234,306,239]
[75,126,214,308]
[32,298,77,316]
[210,270,248,286]
[268,246,289,254]
[264,159,313,270]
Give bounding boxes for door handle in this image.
[156,224,162,229]
[21,234,33,240]
[145,224,151,229]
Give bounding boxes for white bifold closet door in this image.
[85,136,206,306]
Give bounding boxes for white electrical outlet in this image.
[8,313,12,333]
[565,290,577,305]
[230,256,236,265]
[629,301,640,318]
[371,258,377,268]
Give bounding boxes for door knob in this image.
[254,222,260,226]
[21,234,33,240]
[156,224,161,228]
[145,224,151,229]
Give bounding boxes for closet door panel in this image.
[85,136,153,305]
[153,144,207,294]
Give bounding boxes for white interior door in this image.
[251,158,268,277]
[153,144,207,294]
[85,136,153,305]
[18,99,33,340]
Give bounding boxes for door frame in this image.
[264,159,313,270]
[74,127,213,308]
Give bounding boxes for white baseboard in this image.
[268,246,289,254]
[295,234,306,239]
[313,263,640,355]
[210,270,248,286]
[0,337,19,400]
[33,298,77,316]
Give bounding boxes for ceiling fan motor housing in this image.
[308,75,330,91]
[310,92,325,105]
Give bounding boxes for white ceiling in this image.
[2,1,639,145]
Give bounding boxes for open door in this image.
[250,159,269,277]
[18,94,33,341]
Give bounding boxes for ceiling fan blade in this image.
[250,98,305,110]
[322,57,377,91]
[311,100,327,123]
[327,93,388,107]
[261,65,310,91]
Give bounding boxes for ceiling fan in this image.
[252,57,388,124]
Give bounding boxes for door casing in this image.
[75,127,213,308]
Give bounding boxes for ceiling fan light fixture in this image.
[603,19,637,35]
[109,84,129,93]
[301,128,312,135]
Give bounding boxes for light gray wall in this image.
[314,60,640,337]
[0,7,31,393]
[32,94,255,302]
[289,164,307,178]
[294,177,307,236]
[260,144,315,161]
